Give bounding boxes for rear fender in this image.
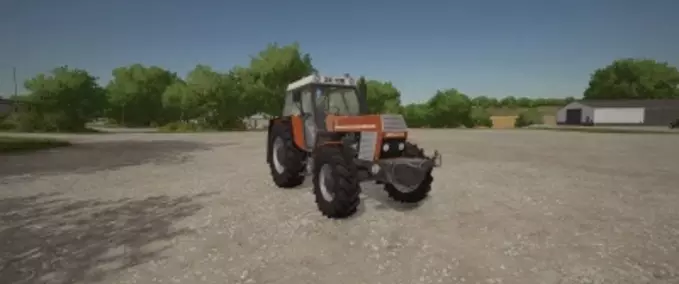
[266,118,279,164]
[267,116,306,164]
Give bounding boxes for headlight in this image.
[398,142,405,151]
[382,144,390,152]
[371,164,381,174]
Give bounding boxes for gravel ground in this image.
[1,129,678,284]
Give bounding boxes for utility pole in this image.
[12,66,18,97]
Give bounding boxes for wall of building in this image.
[556,102,593,123]
[593,108,645,124]
[644,107,679,126]
[0,101,13,116]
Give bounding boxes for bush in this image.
[470,108,493,128]
[5,111,55,132]
[158,121,203,132]
[0,136,71,153]
[3,110,98,133]
[0,114,12,131]
[514,108,544,128]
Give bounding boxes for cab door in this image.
[299,89,317,149]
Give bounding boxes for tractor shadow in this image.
[359,182,425,212]
[0,191,217,284]
[294,179,422,217]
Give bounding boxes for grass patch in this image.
[0,136,72,153]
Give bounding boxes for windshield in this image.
[317,86,361,116]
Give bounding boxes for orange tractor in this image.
[266,73,442,218]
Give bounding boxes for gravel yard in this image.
[1,129,678,284]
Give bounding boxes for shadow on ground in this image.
[0,192,215,284]
[359,182,424,213]
[0,140,219,178]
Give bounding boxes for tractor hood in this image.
[327,114,408,132]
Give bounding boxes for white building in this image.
[557,99,679,126]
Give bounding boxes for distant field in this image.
[490,116,517,129]
[488,106,559,129]
[486,106,560,116]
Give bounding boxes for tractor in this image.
[266,73,442,219]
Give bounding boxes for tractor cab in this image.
[282,73,364,149]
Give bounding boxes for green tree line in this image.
[2,43,678,132]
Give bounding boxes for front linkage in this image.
[356,148,441,187]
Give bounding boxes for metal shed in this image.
[556,99,679,126]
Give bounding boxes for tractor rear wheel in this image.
[269,123,306,188]
[312,145,361,218]
[384,142,433,203]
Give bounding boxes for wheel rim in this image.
[272,137,285,174]
[319,164,335,202]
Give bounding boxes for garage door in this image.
[565,109,581,125]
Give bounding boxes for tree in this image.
[401,103,430,128]
[15,66,105,131]
[161,80,198,122]
[500,96,517,108]
[243,42,315,116]
[184,65,243,130]
[426,88,472,128]
[106,64,178,126]
[584,58,679,100]
[516,97,534,108]
[365,80,401,114]
[471,96,494,108]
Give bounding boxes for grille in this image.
[381,115,408,132]
[357,131,377,160]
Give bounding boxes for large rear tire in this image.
[384,142,433,203]
[269,122,306,188]
[312,145,361,218]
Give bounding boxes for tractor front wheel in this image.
[269,123,306,188]
[312,145,361,218]
[384,142,434,203]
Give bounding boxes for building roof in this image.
[577,99,679,108]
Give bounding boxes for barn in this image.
[556,99,679,126]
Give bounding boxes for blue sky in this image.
[0,0,677,103]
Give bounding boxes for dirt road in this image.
[1,130,678,284]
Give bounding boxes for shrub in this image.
[0,136,71,153]
[0,114,12,131]
[158,121,203,132]
[470,108,493,128]
[5,111,54,132]
[514,108,544,128]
